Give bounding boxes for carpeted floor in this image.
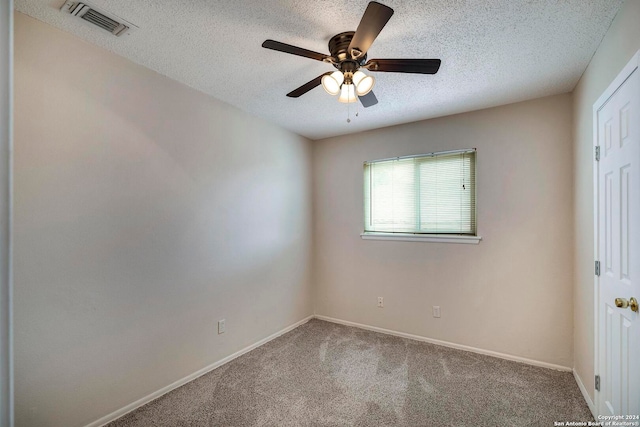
[107,319,593,426]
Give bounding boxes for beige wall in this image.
[572,0,640,402]
[13,13,313,427]
[313,94,574,368]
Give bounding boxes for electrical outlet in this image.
[432,306,441,318]
[377,297,384,308]
[218,319,226,334]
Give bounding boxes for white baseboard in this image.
[88,313,577,427]
[314,315,572,372]
[86,315,314,427]
[573,369,596,418]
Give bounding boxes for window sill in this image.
[360,232,482,244]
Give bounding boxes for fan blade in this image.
[348,2,394,57]
[359,91,378,108]
[262,40,329,62]
[286,73,332,98]
[366,59,441,74]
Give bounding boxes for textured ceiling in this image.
[16,0,623,140]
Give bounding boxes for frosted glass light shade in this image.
[338,84,357,103]
[321,71,344,95]
[352,70,375,96]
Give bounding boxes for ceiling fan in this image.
[262,1,441,108]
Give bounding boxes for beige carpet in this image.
[108,319,592,426]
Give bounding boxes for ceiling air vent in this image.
[60,1,138,37]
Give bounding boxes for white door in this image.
[596,56,640,417]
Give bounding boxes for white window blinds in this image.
[364,149,476,235]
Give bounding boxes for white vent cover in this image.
[60,1,138,36]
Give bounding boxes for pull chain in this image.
[346,85,359,123]
[461,153,466,190]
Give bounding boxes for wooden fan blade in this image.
[262,40,329,62]
[359,91,378,108]
[286,73,332,98]
[348,2,394,57]
[366,59,441,74]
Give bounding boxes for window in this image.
[363,149,477,240]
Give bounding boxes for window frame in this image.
[361,148,481,244]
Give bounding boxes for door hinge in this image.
[595,260,601,276]
[595,146,601,161]
[595,375,600,392]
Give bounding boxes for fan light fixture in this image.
[338,84,357,103]
[321,71,344,95]
[322,70,375,103]
[352,71,374,96]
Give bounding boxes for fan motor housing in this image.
[328,31,367,70]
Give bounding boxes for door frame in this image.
[0,1,13,426]
[593,48,640,418]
